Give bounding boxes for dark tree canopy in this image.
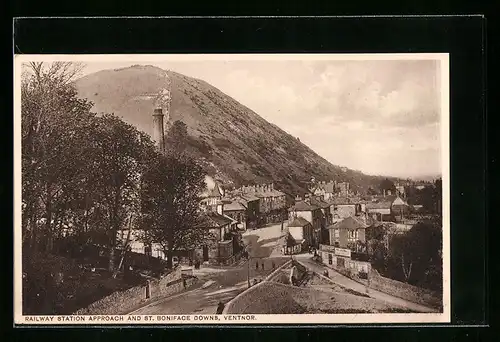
[165,120,188,154]
[139,151,211,268]
[379,178,396,193]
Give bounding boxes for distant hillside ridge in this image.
[74,65,398,196]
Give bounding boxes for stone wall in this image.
[265,259,307,285]
[368,270,442,309]
[73,266,198,315]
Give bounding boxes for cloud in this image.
[83,59,442,177]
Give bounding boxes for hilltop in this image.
[74,65,397,196]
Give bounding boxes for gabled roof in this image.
[328,197,358,205]
[392,196,409,206]
[223,214,238,225]
[365,201,393,210]
[289,200,320,212]
[312,181,336,194]
[288,217,312,227]
[309,197,331,209]
[237,193,260,202]
[284,232,301,247]
[270,189,286,197]
[327,216,368,230]
[224,200,246,211]
[202,212,232,228]
[209,184,223,198]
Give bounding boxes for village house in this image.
[327,216,368,252]
[221,199,248,231]
[281,217,314,255]
[395,183,406,198]
[391,196,410,221]
[365,195,396,222]
[309,195,333,244]
[328,197,363,220]
[195,211,238,266]
[288,194,323,247]
[365,195,410,222]
[197,182,243,265]
[310,180,337,201]
[319,216,372,277]
[234,183,287,227]
[336,182,350,197]
[200,182,225,210]
[234,193,260,229]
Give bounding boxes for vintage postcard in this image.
[14,53,450,325]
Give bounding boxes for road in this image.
[131,222,288,315]
[295,254,439,313]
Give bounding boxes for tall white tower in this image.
[152,72,172,153]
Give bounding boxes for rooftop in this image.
[202,212,233,228]
[282,232,304,247]
[328,196,362,205]
[223,200,246,211]
[309,197,331,209]
[327,216,368,230]
[312,181,336,194]
[288,200,320,212]
[237,193,259,202]
[365,201,393,210]
[209,184,224,198]
[288,217,312,227]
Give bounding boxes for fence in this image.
[73,266,198,315]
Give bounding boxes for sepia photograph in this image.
[14,54,450,325]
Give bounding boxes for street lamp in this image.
[245,244,252,288]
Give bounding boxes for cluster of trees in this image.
[367,178,443,215]
[368,219,443,291]
[405,179,442,214]
[21,62,210,271]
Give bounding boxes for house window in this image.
[328,253,333,265]
[348,230,358,241]
[334,229,339,238]
[144,245,152,256]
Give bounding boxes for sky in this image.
[80,58,443,179]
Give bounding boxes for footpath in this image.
[295,255,438,313]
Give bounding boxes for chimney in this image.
[383,189,386,197]
[152,108,165,152]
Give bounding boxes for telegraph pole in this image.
[246,244,252,288]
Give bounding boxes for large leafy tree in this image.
[139,151,212,269]
[164,119,188,154]
[21,62,158,271]
[87,114,156,271]
[389,221,442,289]
[21,62,94,252]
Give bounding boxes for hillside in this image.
[74,65,396,196]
